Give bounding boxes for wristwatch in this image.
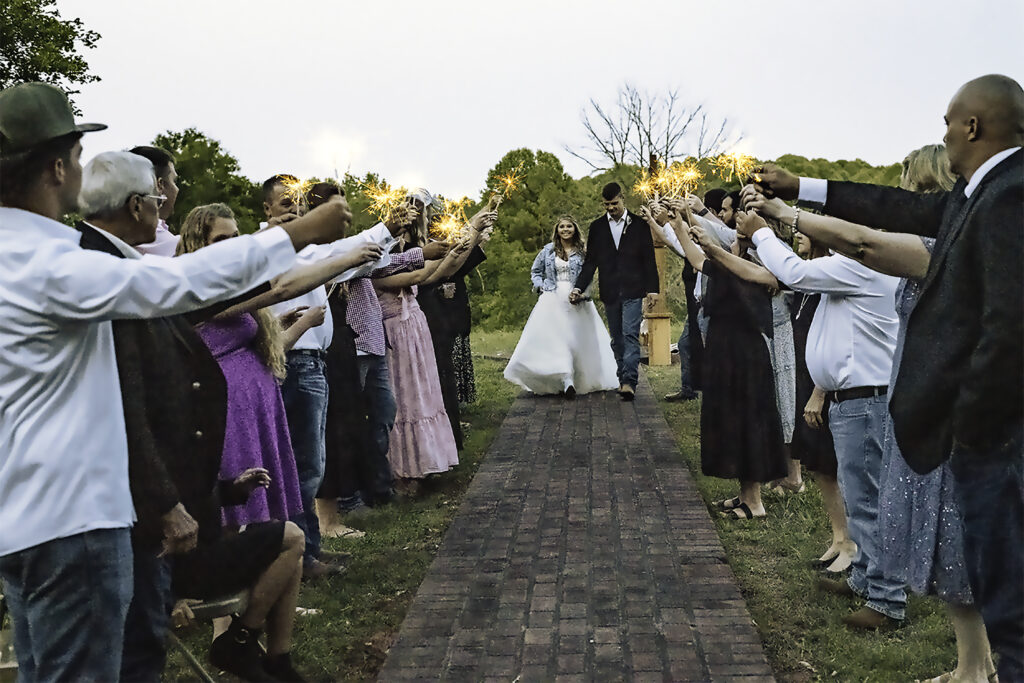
[697,208,709,216]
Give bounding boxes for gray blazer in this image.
[530,243,585,293]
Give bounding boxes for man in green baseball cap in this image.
[0,82,105,218]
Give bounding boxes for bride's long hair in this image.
[551,215,586,260]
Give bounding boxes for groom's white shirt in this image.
[608,212,627,249]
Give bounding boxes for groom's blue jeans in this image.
[605,297,643,389]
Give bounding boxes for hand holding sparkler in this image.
[749,163,799,200]
[689,223,716,251]
[741,185,790,221]
[734,209,769,240]
[267,212,300,227]
[422,241,452,260]
[384,202,418,233]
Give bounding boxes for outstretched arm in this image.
[743,190,931,279]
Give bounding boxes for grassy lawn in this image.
[645,364,959,682]
[165,345,518,681]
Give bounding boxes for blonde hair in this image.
[901,144,956,193]
[176,203,287,380]
[550,214,586,260]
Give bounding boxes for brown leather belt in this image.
[828,386,888,403]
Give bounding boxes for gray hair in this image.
[79,151,156,218]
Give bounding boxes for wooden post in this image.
[643,153,672,366]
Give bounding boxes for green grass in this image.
[644,364,959,682]
[164,349,518,681]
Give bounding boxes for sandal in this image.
[713,496,742,511]
[719,502,765,520]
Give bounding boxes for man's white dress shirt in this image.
[0,208,298,557]
[608,212,627,249]
[751,227,899,392]
[268,223,397,352]
[650,213,736,304]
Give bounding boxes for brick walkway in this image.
[378,374,774,682]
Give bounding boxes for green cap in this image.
[0,82,106,156]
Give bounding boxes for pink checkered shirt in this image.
[346,247,424,355]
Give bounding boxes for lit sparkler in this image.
[281,176,313,213]
[431,196,472,242]
[632,168,658,200]
[494,162,525,198]
[712,152,761,183]
[362,179,408,222]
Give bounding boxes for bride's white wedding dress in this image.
[504,256,619,395]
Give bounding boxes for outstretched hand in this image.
[734,210,768,239]
[751,163,800,200]
[741,185,790,221]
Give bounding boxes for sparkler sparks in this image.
[281,176,312,212]
[632,169,658,200]
[362,179,408,222]
[494,163,525,198]
[712,152,761,183]
[635,161,705,200]
[430,196,472,242]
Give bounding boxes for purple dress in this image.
[378,285,459,479]
[197,313,303,527]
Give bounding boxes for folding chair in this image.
[166,591,249,683]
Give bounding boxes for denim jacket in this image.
[530,243,586,293]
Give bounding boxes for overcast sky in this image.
[62,0,1023,199]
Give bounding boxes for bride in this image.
[504,215,619,397]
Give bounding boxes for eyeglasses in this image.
[136,193,167,208]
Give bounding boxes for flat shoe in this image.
[842,606,900,630]
[719,502,764,520]
[816,576,856,597]
[714,497,742,511]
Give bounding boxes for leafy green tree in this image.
[0,0,100,111]
[152,128,262,230]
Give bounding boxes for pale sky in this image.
[62,0,1023,198]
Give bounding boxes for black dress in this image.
[699,259,788,482]
[789,292,838,476]
[417,247,486,450]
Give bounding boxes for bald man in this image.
[756,74,1023,679]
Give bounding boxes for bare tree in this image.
[565,84,741,172]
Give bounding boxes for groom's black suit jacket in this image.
[814,149,1022,474]
[574,211,660,304]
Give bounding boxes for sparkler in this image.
[711,152,761,183]
[362,179,408,222]
[430,196,472,242]
[494,162,525,199]
[632,168,659,201]
[281,176,312,213]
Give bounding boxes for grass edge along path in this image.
[645,365,962,682]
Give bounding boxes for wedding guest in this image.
[0,82,347,682]
[754,76,1021,672]
[570,182,660,401]
[372,191,492,492]
[747,142,998,682]
[261,174,395,577]
[733,205,905,630]
[418,214,491,447]
[504,215,619,397]
[663,188,724,402]
[130,145,180,256]
[653,200,787,519]
[788,233,851,573]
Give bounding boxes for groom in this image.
[570,182,659,400]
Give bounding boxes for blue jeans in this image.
[351,354,397,507]
[677,319,696,393]
[697,307,709,345]
[0,528,133,682]
[605,298,644,389]
[950,427,1024,682]
[121,550,172,682]
[829,394,907,620]
[282,351,329,566]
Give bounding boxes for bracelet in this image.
[792,207,801,232]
